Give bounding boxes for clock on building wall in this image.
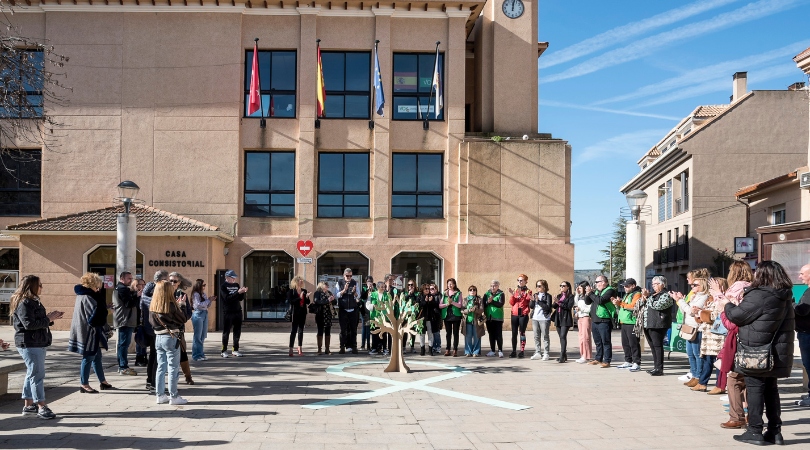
[502,0,524,19]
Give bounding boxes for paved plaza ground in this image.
[1,327,809,449]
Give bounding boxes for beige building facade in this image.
[0,0,572,329]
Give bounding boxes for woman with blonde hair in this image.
[689,278,721,392]
[149,280,188,405]
[168,272,194,385]
[287,276,310,356]
[69,272,114,394]
[11,275,63,419]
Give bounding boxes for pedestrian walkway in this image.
[1,328,809,449]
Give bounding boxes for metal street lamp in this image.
[625,189,648,221]
[117,181,140,214]
[625,189,649,288]
[115,181,140,280]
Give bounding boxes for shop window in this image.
[390,252,442,289]
[318,152,370,218]
[0,248,20,321]
[316,251,369,289]
[0,149,41,216]
[244,151,295,217]
[392,53,444,120]
[321,51,371,119]
[392,153,443,218]
[243,251,294,320]
[244,50,296,118]
[0,49,43,118]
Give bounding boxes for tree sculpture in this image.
[370,293,423,373]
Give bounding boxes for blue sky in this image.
[537,0,810,270]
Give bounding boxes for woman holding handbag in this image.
[673,274,709,388]
[287,276,310,356]
[724,260,795,446]
[150,280,188,405]
[690,278,724,392]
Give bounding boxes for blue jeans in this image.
[80,349,106,385]
[156,334,181,398]
[465,322,481,355]
[117,326,133,369]
[191,310,208,360]
[592,321,612,363]
[361,324,371,348]
[699,354,717,386]
[799,332,810,393]
[17,347,46,403]
[433,331,442,353]
[686,331,703,377]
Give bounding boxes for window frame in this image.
[0,49,44,119]
[0,149,41,217]
[317,152,371,219]
[243,49,297,119]
[391,152,444,219]
[391,52,445,121]
[242,151,296,218]
[320,50,372,120]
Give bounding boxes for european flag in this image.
[374,45,385,116]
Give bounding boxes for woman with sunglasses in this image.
[672,273,709,388]
[169,272,194,385]
[530,280,552,361]
[441,278,463,357]
[190,279,215,361]
[461,286,485,357]
[552,281,575,363]
[483,280,505,357]
[425,284,443,355]
[574,282,593,363]
[508,274,532,358]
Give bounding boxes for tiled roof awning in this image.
[4,205,233,241]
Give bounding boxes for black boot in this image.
[733,430,767,446]
[420,346,425,356]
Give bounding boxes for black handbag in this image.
[734,310,787,374]
[284,305,293,322]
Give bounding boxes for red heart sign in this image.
[297,240,313,257]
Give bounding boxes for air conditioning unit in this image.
[801,172,810,189]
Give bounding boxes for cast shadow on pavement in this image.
[0,431,227,449]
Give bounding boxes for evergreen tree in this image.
[596,217,627,286]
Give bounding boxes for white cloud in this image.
[574,129,671,166]
[593,40,810,105]
[540,100,681,121]
[540,0,739,69]
[543,0,804,83]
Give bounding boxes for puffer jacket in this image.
[725,286,795,378]
[12,297,53,348]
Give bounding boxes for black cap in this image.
[623,278,637,286]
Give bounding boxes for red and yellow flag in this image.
[316,42,326,117]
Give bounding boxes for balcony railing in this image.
[653,240,690,265]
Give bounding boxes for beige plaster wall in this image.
[747,181,803,233]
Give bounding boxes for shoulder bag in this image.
[710,314,728,336]
[734,309,787,374]
[679,323,698,341]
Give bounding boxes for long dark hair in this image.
[751,260,793,291]
[192,279,205,299]
[557,281,572,301]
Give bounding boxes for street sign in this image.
[297,257,313,264]
[297,240,313,257]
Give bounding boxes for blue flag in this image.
[374,44,385,116]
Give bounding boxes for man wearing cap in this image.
[615,279,643,372]
[219,270,247,358]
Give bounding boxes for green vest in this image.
[618,290,640,325]
[441,291,462,320]
[465,296,477,323]
[595,286,617,319]
[484,291,504,320]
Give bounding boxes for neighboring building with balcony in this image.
[621,72,808,292]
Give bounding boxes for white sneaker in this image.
[575,357,587,364]
[169,396,188,405]
[156,394,169,404]
[221,352,229,358]
[369,349,378,355]
[541,354,549,361]
[530,353,542,360]
[802,393,810,400]
[486,351,496,357]
[616,362,632,369]
[199,356,207,361]
[232,351,243,357]
[346,348,353,353]
[677,372,692,382]
[498,351,504,358]
[629,363,640,372]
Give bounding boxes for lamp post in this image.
[625,190,648,287]
[116,181,140,280]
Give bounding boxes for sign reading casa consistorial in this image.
[148,250,205,268]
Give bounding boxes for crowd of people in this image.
[8,260,802,446]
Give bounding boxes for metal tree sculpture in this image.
[371,294,422,373]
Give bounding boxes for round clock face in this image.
[502,0,524,19]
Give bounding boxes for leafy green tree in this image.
[596,217,627,286]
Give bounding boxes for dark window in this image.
[244,50,296,118]
[0,150,41,216]
[244,152,295,217]
[391,153,443,218]
[0,49,44,118]
[321,51,371,119]
[392,53,444,120]
[318,153,369,218]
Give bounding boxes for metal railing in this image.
[653,240,690,265]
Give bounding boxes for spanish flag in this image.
[316,41,326,117]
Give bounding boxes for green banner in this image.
[665,322,687,353]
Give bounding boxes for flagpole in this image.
[370,40,379,130]
[315,38,322,129]
[424,41,439,131]
[254,38,266,129]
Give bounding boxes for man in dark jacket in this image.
[795,263,810,407]
[336,268,360,354]
[220,270,247,358]
[585,276,617,368]
[113,271,139,376]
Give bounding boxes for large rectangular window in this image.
[392,53,444,121]
[321,51,371,119]
[244,151,295,217]
[244,50,296,118]
[0,49,44,118]
[0,150,41,216]
[392,153,443,218]
[318,153,369,218]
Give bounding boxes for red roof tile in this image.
[6,205,221,233]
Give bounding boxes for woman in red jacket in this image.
[508,274,532,358]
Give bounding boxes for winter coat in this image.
[585,287,618,324]
[795,287,810,333]
[725,286,795,378]
[552,292,575,328]
[112,282,139,329]
[140,282,156,336]
[643,291,673,329]
[421,293,443,332]
[12,297,53,348]
[286,288,310,322]
[68,285,109,356]
[509,288,532,317]
[461,295,486,338]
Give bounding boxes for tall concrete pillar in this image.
[116,213,137,279]
[625,219,645,286]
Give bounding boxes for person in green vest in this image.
[584,276,617,367]
[360,276,373,351]
[615,278,642,371]
[367,281,391,355]
[440,278,463,357]
[461,285,485,357]
[400,281,420,354]
[483,280,505,357]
